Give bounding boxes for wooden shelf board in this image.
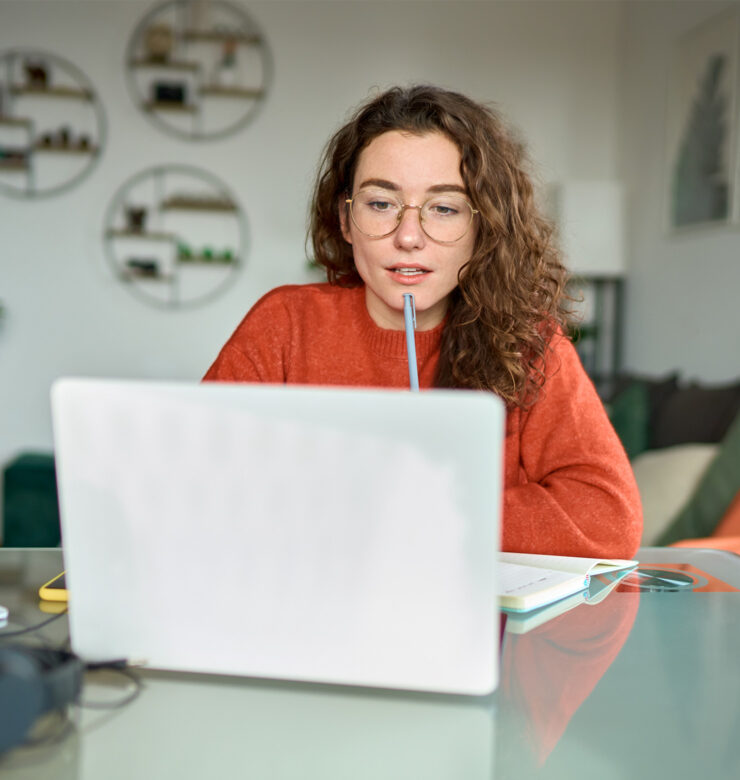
[129,58,200,72]
[180,30,261,45]
[200,85,263,99]
[107,229,176,241]
[10,85,94,101]
[178,256,238,265]
[143,101,198,114]
[0,116,33,127]
[120,271,174,282]
[34,144,99,155]
[0,161,29,171]
[161,198,236,212]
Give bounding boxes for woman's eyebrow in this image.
[357,178,400,191]
[357,179,467,195]
[426,184,468,195]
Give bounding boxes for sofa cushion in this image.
[656,410,740,545]
[652,379,740,449]
[631,444,718,546]
[713,489,740,537]
[606,372,680,452]
[606,381,650,459]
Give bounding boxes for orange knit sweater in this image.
[204,283,642,558]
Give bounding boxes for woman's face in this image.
[341,130,477,331]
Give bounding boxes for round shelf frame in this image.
[125,0,272,141]
[0,48,107,199]
[103,163,248,310]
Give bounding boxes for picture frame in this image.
[665,8,740,231]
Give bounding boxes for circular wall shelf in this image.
[126,0,271,140]
[103,164,247,309]
[0,49,106,198]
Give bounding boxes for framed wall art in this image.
[666,8,740,231]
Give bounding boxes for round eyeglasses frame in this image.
[345,191,479,244]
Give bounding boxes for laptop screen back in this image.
[51,379,504,695]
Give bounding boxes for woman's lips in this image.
[386,266,431,285]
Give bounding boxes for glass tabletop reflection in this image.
[1,547,739,779]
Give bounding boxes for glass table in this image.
[1,546,739,778]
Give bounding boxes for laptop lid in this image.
[51,378,504,695]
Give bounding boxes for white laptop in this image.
[51,378,504,696]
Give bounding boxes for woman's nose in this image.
[394,205,425,249]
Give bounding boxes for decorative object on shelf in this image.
[125,205,148,232]
[24,60,49,88]
[0,146,28,170]
[103,164,247,309]
[126,257,161,278]
[212,35,239,86]
[144,23,175,63]
[666,7,740,230]
[547,180,626,397]
[126,0,272,140]
[0,48,106,198]
[57,125,71,146]
[153,80,188,106]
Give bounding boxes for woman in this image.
[204,85,642,559]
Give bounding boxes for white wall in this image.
[620,0,740,382]
[0,0,625,484]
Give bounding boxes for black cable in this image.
[0,609,68,639]
[77,665,144,710]
[2,611,143,711]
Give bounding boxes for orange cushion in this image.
[671,535,740,555]
[667,491,740,554]
[712,490,740,537]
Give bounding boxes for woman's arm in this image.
[502,333,643,559]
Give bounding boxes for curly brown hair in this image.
[310,85,572,408]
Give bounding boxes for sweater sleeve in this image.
[202,289,292,383]
[502,333,643,559]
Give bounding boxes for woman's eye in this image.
[429,204,458,216]
[368,200,393,211]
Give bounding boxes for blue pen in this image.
[403,293,420,392]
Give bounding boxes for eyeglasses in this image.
[345,188,478,243]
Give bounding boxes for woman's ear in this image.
[339,197,352,244]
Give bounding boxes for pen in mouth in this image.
[403,293,419,392]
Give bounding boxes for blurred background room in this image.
[1,0,739,551]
